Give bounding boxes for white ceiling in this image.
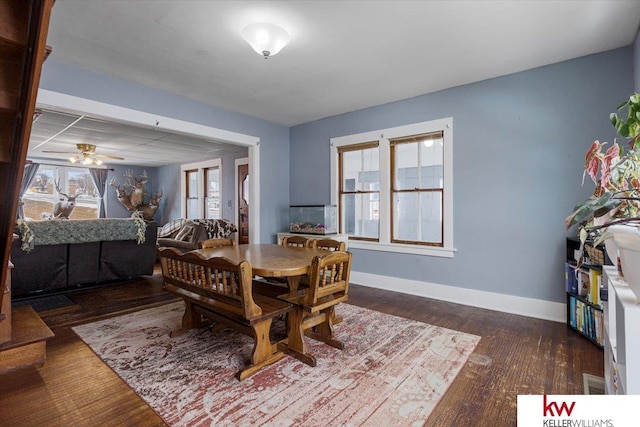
[36,1,640,166]
[28,110,247,167]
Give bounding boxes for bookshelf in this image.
[603,266,640,394]
[565,237,606,348]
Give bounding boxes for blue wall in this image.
[290,47,634,303]
[40,59,290,242]
[40,46,635,304]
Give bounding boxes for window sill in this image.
[348,240,456,258]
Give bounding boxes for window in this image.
[390,131,443,246]
[331,118,454,257]
[205,167,220,219]
[23,165,100,220]
[185,169,199,219]
[181,159,222,219]
[338,142,379,240]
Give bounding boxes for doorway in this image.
[236,158,249,244]
[36,89,262,242]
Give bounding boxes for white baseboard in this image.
[350,271,566,323]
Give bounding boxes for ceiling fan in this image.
[43,143,124,165]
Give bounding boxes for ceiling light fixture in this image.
[242,22,290,59]
[68,154,102,166]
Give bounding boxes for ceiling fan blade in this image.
[42,150,78,154]
[94,153,125,160]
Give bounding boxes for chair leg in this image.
[278,308,318,367]
[306,307,345,350]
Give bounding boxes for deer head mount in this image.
[53,179,84,219]
[109,170,162,220]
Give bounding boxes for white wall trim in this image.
[36,89,262,242]
[234,157,249,244]
[350,271,566,323]
[37,89,258,146]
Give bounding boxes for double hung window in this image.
[181,159,221,219]
[331,118,453,257]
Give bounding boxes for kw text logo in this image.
[543,395,576,417]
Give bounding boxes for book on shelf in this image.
[578,269,589,297]
[567,294,604,346]
[588,268,602,306]
[565,262,578,294]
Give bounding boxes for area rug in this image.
[12,293,76,312]
[73,301,480,426]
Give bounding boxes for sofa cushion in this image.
[158,218,190,238]
[174,224,195,241]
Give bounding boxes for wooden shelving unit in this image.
[565,237,606,348]
[0,0,55,373]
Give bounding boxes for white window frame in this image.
[181,158,222,219]
[330,117,455,258]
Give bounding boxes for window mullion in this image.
[378,137,391,244]
[416,143,422,241]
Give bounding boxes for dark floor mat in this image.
[12,294,77,312]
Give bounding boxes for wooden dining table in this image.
[194,243,343,365]
[196,243,331,292]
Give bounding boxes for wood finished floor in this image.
[0,268,603,426]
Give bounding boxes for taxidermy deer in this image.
[53,179,84,219]
[138,189,163,220]
[109,177,135,211]
[110,172,162,220]
[124,169,147,208]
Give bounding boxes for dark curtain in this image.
[90,168,109,218]
[17,162,40,219]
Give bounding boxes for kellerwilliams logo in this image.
[542,395,576,417]
[517,395,640,426]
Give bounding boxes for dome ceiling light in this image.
[242,22,290,59]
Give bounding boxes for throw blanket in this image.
[157,218,237,239]
[15,218,147,252]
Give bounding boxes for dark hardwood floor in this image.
[0,267,603,426]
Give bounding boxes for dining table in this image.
[196,243,331,292]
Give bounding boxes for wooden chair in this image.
[278,251,352,367]
[282,235,316,248]
[313,238,347,324]
[159,247,291,380]
[198,238,236,249]
[314,238,346,252]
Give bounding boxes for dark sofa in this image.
[11,220,158,297]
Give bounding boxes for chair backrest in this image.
[314,238,346,252]
[282,235,315,248]
[304,251,352,307]
[198,238,236,249]
[158,247,261,318]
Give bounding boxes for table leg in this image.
[286,276,301,293]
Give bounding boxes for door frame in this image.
[36,89,261,243]
[235,157,249,244]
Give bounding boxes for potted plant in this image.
[565,93,640,295]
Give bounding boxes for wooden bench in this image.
[158,247,292,380]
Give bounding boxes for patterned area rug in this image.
[73,302,480,426]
